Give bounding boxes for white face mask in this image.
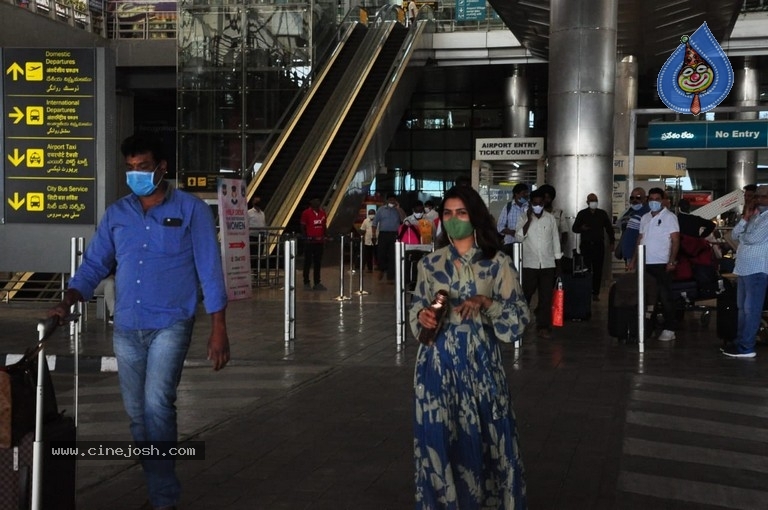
[532,205,544,215]
[413,212,423,219]
[588,201,598,209]
[387,203,395,208]
[424,207,432,213]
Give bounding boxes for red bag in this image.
[397,223,421,244]
[552,278,564,327]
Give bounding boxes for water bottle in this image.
[418,290,449,346]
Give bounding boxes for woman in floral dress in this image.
[410,185,530,509]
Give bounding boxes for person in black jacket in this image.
[572,193,615,301]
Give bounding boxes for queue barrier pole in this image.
[284,238,296,343]
[354,236,369,296]
[637,244,646,354]
[334,235,351,301]
[395,241,407,347]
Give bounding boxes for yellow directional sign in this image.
[7,192,25,210]
[27,149,44,167]
[7,148,25,166]
[8,106,24,124]
[26,106,43,125]
[25,62,43,81]
[6,62,23,80]
[27,193,44,211]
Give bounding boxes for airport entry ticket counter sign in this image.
[2,48,96,224]
[475,137,544,160]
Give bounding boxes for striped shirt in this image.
[732,210,768,276]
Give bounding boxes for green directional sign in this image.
[648,120,768,150]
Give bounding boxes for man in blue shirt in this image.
[49,134,230,510]
[618,187,649,263]
[497,183,529,257]
[371,193,404,281]
[722,185,768,358]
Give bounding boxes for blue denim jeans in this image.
[735,273,768,354]
[113,318,194,507]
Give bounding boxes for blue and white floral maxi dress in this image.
[410,245,530,509]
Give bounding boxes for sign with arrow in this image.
[2,48,96,224]
[217,177,252,301]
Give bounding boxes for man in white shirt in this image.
[515,189,562,338]
[628,187,680,342]
[247,195,266,231]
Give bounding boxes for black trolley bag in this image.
[562,251,593,321]
[0,316,76,510]
[608,273,656,342]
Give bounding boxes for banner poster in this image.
[217,178,252,300]
[456,0,485,21]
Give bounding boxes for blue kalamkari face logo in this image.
[657,22,733,115]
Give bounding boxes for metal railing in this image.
[107,0,175,39]
[249,227,289,287]
[8,0,100,34]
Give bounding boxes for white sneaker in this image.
[658,329,676,341]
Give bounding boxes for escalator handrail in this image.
[244,5,369,186]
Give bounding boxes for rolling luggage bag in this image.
[0,316,76,510]
[562,252,592,321]
[717,277,738,342]
[608,283,651,342]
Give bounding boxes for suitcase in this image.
[0,415,75,510]
[0,316,77,510]
[562,272,592,321]
[608,283,651,342]
[717,277,738,341]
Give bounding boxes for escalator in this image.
[299,24,408,227]
[261,17,429,234]
[247,22,368,205]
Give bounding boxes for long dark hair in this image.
[436,186,500,259]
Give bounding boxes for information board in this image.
[647,120,768,150]
[3,48,96,224]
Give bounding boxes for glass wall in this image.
[177,0,336,193]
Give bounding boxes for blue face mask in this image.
[126,170,159,196]
[648,200,662,213]
[517,197,528,206]
[631,203,643,211]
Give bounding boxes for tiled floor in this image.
[3,264,768,509]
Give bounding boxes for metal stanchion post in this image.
[637,244,646,354]
[274,233,282,287]
[512,242,523,286]
[395,241,406,346]
[511,242,524,348]
[334,235,351,301]
[354,236,369,296]
[284,238,296,343]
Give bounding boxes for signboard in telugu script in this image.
[3,48,96,224]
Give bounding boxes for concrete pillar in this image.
[726,56,759,192]
[503,65,530,138]
[614,55,638,157]
[547,0,618,257]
